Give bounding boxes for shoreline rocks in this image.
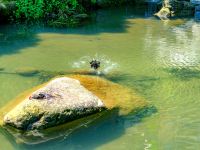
[155,0,195,20]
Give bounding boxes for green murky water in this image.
[1,6,200,150]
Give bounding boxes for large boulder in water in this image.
[3,77,105,130]
[0,75,149,144]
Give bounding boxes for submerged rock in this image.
[3,77,105,130]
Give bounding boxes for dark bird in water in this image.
[90,59,100,70]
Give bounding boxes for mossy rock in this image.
[0,75,149,144]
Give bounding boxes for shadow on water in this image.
[1,106,157,150]
[163,67,200,81]
[0,24,40,56]
[0,68,70,82]
[0,67,161,102]
[0,68,160,95]
[0,6,155,57]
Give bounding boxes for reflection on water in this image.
[145,20,200,70]
[1,5,200,150]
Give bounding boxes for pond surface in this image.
[0,5,200,150]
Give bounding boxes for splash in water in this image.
[72,54,119,75]
[90,59,101,70]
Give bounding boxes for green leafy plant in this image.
[44,0,83,27]
[14,0,87,26]
[14,0,139,27]
[15,0,44,20]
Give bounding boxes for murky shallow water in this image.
[1,6,200,150]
